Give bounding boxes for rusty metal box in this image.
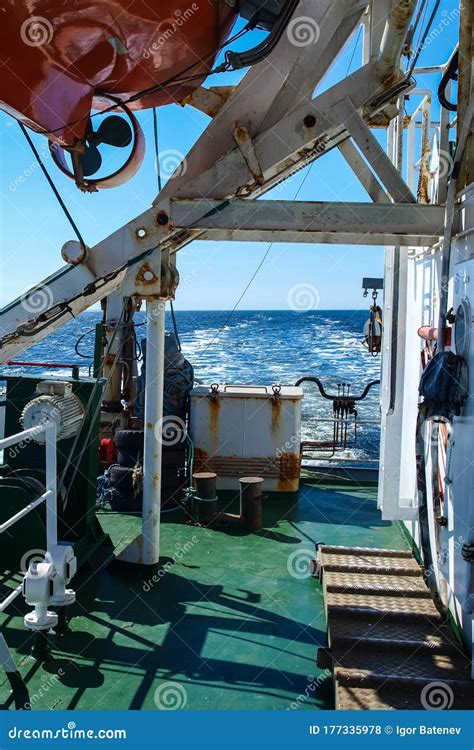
[189,384,303,492]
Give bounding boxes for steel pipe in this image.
[140,298,166,564]
[376,0,417,82]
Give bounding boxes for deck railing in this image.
[0,421,58,607]
[0,419,58,707]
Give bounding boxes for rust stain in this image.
[271,398,281,434]
[194,447,209,473]
[279,452,301,481]
[277,450,301,492]
[135,262,157,286]
[207,397,221,446]
[276,477,299,492]
[233,124,248,145]
[391,0,414,31]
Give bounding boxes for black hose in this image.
[438,50,458,112]
[415,407,448,616]
[74,328,96,359]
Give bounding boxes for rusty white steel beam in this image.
[169,199,447,247]
[337,140,391,203]
[0,63,392,361]
[258,0,367,131]
[155,0,336,196]
[0,2,415,362]
[334,96,416,202]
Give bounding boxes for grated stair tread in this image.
[317,545,473,710]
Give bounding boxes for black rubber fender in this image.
[114,430,144,451]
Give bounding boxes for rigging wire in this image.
[170,301,182,351]
[18,123,86,248]
[60,303,128,505]
[152,108,163,194]
[345,24,363,76]
[405,0,429,63]
[406,0,441,77]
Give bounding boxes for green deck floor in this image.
[0,479,409,711]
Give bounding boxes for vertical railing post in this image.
[45,422,57,549]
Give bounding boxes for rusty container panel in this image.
[189,384,303,492]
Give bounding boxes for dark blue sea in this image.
[2,309,381,462]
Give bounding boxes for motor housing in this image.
[20,381,84,443]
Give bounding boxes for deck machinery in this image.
[0,0,473,710]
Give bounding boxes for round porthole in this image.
[454,298,471,359]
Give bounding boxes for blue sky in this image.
[0,1,459,310]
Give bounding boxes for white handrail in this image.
[0,420,58,610]
[0,421,54,450]
[0,490,52,534]
[0,585,22,613]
